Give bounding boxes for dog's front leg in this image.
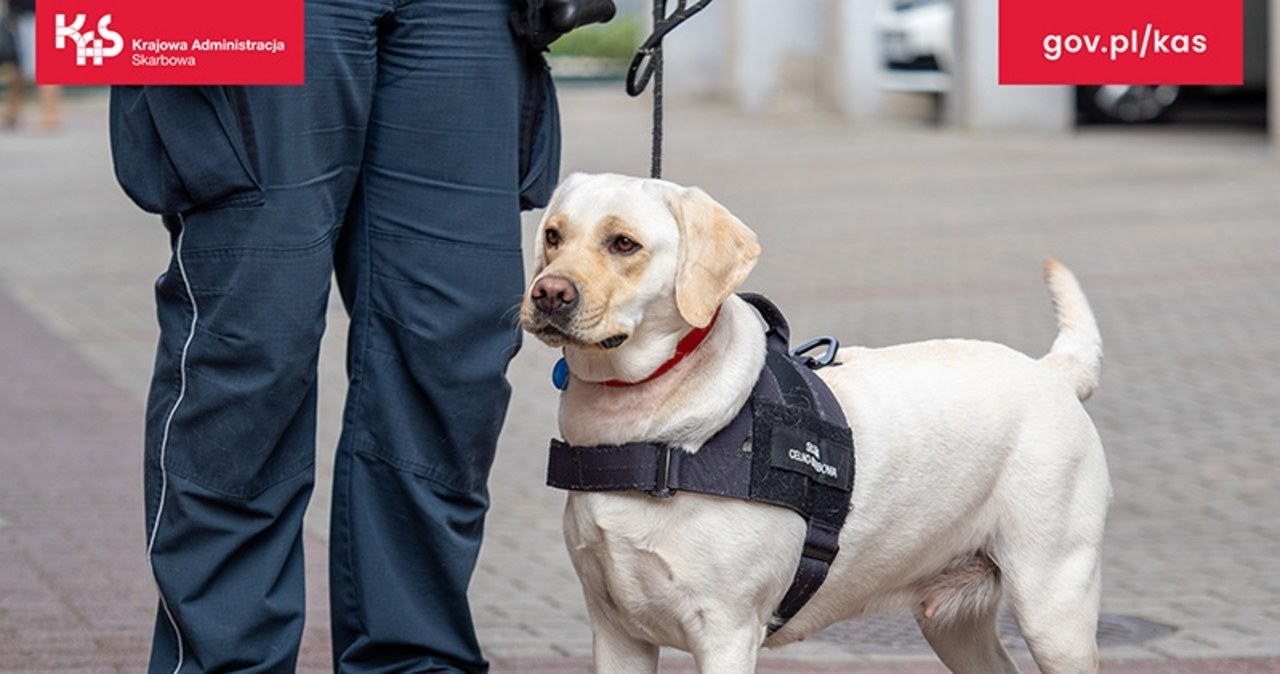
[689,624,764,674]
[591,615,659,674]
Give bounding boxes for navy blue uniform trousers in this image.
[109,1,559,671]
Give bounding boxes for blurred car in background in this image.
[877,0,955,95]
[876,0,1270,124]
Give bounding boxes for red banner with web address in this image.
[36,0,303,85]
[1000,0,1243,85]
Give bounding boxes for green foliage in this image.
[549,15,641,60]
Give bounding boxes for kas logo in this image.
[54,14,124,66]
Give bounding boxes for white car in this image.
[876,0,954,94]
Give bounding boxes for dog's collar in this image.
[598,306,722,388]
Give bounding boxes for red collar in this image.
[602,307,722,388]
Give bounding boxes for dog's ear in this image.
[666,186,761,327]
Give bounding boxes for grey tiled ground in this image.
[1,86,1278,670]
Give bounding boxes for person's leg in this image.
[1,66,23,128]
[144,204,332,674]
[329,0,537,670]
[3,13,31,128]
[16,12,59,130]
[140,1,382,671]
[36,84,61,130]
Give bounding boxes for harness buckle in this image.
[801,524,841,565]
[803,539,839,565]
[648,445,678,498]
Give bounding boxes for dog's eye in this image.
[544,228,562,249]
[610,235,641,255]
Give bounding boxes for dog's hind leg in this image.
[910,553,1019,673]
[997,431,1108,674]
[1001,549,1103,674]
[914,589,1020,674]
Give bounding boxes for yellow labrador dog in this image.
[521,172,1110,674]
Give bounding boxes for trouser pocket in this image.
[110,86,264,215]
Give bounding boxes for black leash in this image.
[625,0,715,179]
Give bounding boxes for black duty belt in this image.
[546,293,855,634]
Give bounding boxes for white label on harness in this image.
[787,442,838,479]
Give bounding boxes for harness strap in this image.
[771,520,841,632]
[547,379,756,499]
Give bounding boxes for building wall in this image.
[949,0,1072,131]
[659,0,730,102]
[664,0,827,112]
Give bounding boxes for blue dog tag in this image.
[552,357,570,391]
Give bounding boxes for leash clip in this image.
[791,336,840,370]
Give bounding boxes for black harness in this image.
[546,294,855,633]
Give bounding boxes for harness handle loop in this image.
[791,336,841,370]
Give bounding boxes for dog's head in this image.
[521,173,760,358]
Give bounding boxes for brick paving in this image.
[2,87,1279,671]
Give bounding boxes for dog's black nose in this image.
[531,275,579,314]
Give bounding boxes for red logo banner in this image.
[999,0,1243,85]
[37,0,303,85]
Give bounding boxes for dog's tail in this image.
[1040,259,1102,401]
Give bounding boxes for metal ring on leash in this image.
[625,0,715,179]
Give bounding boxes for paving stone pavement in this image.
[1,86,1279,672]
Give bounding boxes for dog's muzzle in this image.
[526,275,629,349]
[526,274,580,343]
[530,275,579,316]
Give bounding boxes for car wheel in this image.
[1077,85,1181,123]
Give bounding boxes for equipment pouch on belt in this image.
[512,0,610,209]
[109,86,264,215]
[517,54,562,211]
